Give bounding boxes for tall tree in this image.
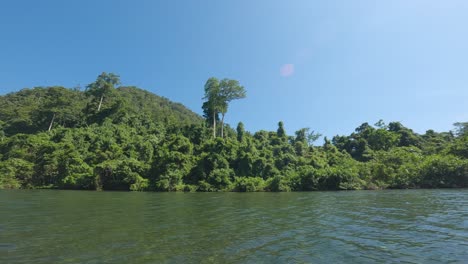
[86,72,120,112]
[454,122,468,137]
[203,77,246,138]
[277,121,286,139]
[218,79,246,138]
[236,122,245,142]
[203,78,221,138]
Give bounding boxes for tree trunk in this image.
[221,113,225,138]
[212,109,216,138]
[97,95,104,112]
[48,113,56,132]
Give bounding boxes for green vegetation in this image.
[202,77,246,138]
[1,73,467,191]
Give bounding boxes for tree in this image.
[86,72,120,112]
[236,122,245,142]
[295,127,321,146]
[202,101,220,135]
[218,79,246,138]
[202,77,246,138]
[277,121,286,139]
[374,119,387,129]
[37,87,84,131]
[454,122,468,137]
[203,78,221,138]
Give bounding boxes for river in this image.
[1,189,467,263]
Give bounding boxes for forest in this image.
[0,73,467,191]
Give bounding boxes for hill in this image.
[0,85,202,136]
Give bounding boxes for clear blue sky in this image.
[1,0,467,138]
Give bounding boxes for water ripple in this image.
[0,190,467,263]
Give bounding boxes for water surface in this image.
[1,189,467,263]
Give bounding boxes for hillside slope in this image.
[0,85,202,136]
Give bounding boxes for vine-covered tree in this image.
[277,121,286,139]
[236,122,245,142]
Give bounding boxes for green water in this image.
[1,190,467,263]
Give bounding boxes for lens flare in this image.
[280,64,294,77]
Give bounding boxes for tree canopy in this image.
[203,77,246,138]
[0,73,467,191]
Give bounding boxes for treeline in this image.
[0,73,467,191]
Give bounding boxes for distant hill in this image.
[117,86,202,126]
[0,86,203,136]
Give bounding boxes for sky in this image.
[1,0,467,139]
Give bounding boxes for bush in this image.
[232,177,265,192]
[0,158,34,188]
[265,175,291,192]
[419,155,468,188]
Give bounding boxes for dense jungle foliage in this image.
[0,73,467,191]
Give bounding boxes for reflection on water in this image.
[1,189,467,263]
